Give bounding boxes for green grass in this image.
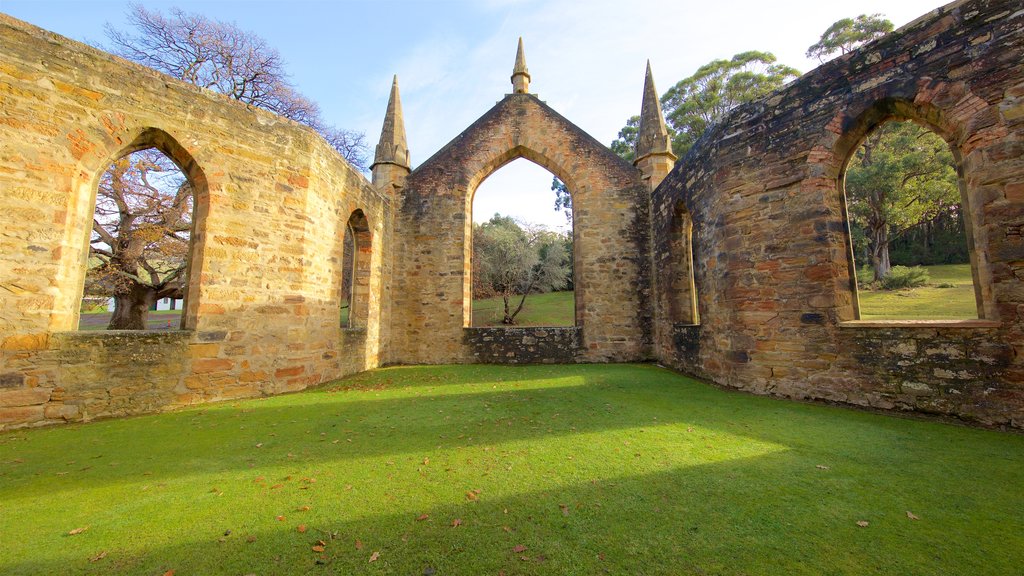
[472,290,575,326]
[1,364,1021,575]
[858,264,977,320]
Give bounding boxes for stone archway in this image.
[388,92,650,364]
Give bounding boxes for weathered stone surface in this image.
[391,93,650,364]
[651,0,1024,428]
[0,14,391,429]
[464,327,581,364]
[0,0,1021,431]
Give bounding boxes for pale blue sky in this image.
[2,0,947,228]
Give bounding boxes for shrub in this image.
[855,266,875,287]
[879,265,930,290]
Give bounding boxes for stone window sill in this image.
[838,319,1000,329]
[341,327,367,333]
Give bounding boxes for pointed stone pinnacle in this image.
[372,74,409,170]
[635,60,675,163]
[511,37,531,94]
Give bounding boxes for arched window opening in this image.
[341,209,372,328]
[79,147,196,331]
[469,158,575,327]
[842,119,981,320]
[668,201,699,324]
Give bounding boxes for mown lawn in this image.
[858,264,978,320]
[472,291,575,327]
[1,364,1021,575]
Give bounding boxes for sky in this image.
[2,0,948,229]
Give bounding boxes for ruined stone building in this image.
[1,0,1021,430]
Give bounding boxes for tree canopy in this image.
[473,215,570,325]
[87,149,192,329]
[806,14,894,62]
[845,121,960,281]
[610,51,799,161]
[106,4,368,168]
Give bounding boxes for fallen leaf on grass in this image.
[451,519,462,527]
[270,483,284,489]
[465,491,479,501]
[163,571,175,576]
[355,539,364,550]
[89,551,107,562]
[815,465,830,470]
[513,545,527,553]
[312,545,325,553]
[559,504,570,517]
[856,520,869,527]
[296,505,311,512]
[520,556,530,561]
[276,515,285,521]
[246,536,257,543]
[297,525,307,533]
[416,514,429,521]
[502,526,512,533]
[255,443,263,448]
[68,527,88,535]
[906,511,919,520]
[369,551,380,563]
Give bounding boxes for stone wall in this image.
[464,327,581,364]
[651,0,1024,427]
[389,94,650,364]
[1,0,1022,432]
[0,15,393,429]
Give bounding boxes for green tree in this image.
[662,51,799,156]
[806,14,894,62]
[608,115,640,163]
[473,215,569,325]
[609,52,798,161]
[845,121,960,281]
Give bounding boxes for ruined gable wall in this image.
[652,0,1024,427]
[390,94,651,364]
[0,15,392,429]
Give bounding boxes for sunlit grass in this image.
[858,264,978,319]
[1,364,1021,575]
[472,290,575,326]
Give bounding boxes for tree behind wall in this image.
[845,121,960,281]
[88,149,191,330]
[473,215,569,325]
[105,4,368,168]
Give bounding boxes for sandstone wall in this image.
[0,15,393,429]
[389,94,650,364]
[652,0,1024,427]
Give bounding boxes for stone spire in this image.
[634,61,677,191]
[510,37,531,94]
[371,75,410,189]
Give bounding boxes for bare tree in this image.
[473,215,569,325]
[106,4,368,168]
[88,149,192,329]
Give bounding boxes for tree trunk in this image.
[108,285,158,330]
[870,226,891,281]
[502,294,514,325]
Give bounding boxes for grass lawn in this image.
[858,264,978,320]
[1,364,1021,575]
[473,290,575,327]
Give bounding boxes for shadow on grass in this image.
[4,449,1022,575]
[1,365,1022,575]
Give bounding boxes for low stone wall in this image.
[1,331,191,428]
[463,327,581,364]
